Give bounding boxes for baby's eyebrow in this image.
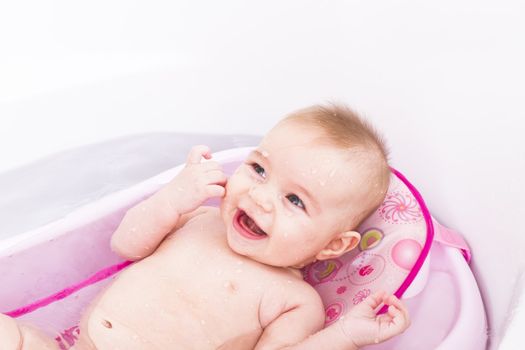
[251,149,268,162]
[251,149,263,157]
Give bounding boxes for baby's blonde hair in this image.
[283,103,390,226]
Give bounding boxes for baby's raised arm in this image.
[111,145,227,260]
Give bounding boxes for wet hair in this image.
[283,103,390,226]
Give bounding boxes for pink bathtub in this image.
[0,142,487,349]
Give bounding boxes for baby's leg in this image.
[0,313,58,350]
[0,313,21,349]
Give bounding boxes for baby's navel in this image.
[101,319,113,329]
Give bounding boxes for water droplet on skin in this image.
[200,319,206,325]
[319,179,326,186]
[329,169,337,178]
[130,227,137,232]
[261,150,269,158]
[310,168,318,175]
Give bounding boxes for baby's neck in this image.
[286,267,303,279]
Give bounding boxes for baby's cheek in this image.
[280,232,311,257]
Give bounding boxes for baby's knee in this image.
[0,313,22,350]
[19,324,58,349]
[0,313,58,350]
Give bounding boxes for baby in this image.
[1,104,410,349]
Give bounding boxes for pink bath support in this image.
[0,147,487,349]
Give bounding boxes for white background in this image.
[1,1,524,348]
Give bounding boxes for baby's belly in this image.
[82,246,264,349]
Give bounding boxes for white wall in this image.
[1,1,524,348]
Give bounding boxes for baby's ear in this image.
[315,231,360,261]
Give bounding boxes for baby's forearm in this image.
[111,191,180,260]
[285,322,359,350]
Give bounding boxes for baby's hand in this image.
[338,291,410,348]
[157,145,227,215]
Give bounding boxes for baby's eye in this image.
[286,194,305,210]
[251,163,266,178]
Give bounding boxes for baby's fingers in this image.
[379,305,411,341]
[187,145,212,164]
[386,295,410,324]
[361,291,387,310]
[206,184,226,198]
[206,169,228,186]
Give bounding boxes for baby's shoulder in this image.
[258,271,324,327]
[283,274,324,305]
[177,205,220,226]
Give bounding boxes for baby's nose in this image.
[248,186,273,212]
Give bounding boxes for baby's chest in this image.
[158,212,272,297]
[157,234,269,314]
[142,229,275,329]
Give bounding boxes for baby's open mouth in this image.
[234,210,267,240]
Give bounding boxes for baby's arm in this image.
[111,145,227,260]
[254,285,326,350]
[287,291,410,350]
[257,291,409,350]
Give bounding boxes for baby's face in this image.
[220,121,371,267]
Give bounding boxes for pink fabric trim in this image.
[378,168,435,314]
[432,218,472,263]
[5,260,133,318]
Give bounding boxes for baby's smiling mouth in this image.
[234,210,267,239]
